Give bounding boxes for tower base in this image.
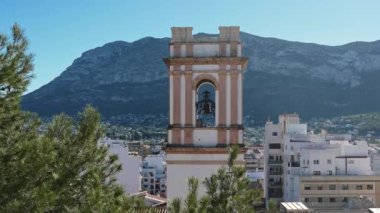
[166,145,244,201]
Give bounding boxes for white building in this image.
[141,154,167,197]
[264,114,303,201]
[283,137,372,202]
[101,139,141,194]
[245,145,265,189]
[264,114,380,208]
[369,146,380,173]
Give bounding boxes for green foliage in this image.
[0,24,143,212]
[169,198,182,213]
[267,198,278,213]
[169,145,262,213]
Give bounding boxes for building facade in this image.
[164,26,248,200]
[141,154,167,197]
[264,114,304,201]
[299,175,380,209]
[264,114,380,209]
[101,139,141,194]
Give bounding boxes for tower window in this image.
[196,82,216,127]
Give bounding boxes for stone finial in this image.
[218,26,240,42]
[171,27,193,43]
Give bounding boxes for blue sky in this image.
[1,0,380,93]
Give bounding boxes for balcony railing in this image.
[269,182,283,187]
[268,192,283,198]
[268,159,283,164]
[290,162,300,167]
[269,171,283,175]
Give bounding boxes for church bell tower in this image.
[164,26,248,200]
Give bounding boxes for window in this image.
[313,171,321,176]
[313,160,319,165]
[269,144,281,149]
[304,198,310,202]
[342,197,348,202]
[330,198,336,203]
[307,160,309,165]
[272,132,278,136]
[318,197,323,203]
[342,184,349,190]
[327,159,332,164]
[367,184,374,190]
[329,185,336,190]
[356,185,363,190]
[304,185,311,190]
[328,170,333,175]
[196,82,216,127]
[317,185,323,190]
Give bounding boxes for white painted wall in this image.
[180,74,185,127]
[166,153,244,201]
[340,141,368,156]
[371,153,380,173]
[238,73,242,125]
[102,140,142,194]
[180,44,185,57]
[286,124,307,135]
[238,130,243,144]
[192,90,196,127]
[170,45,174,57]
[193,129,217,146]
[168,130,172,144]
[192,72,219,81]
[192,65,219,71]
[170,75,173,125]
[193,44,219,57]
[226,73,231,126]
[167,164,221,201]
[226,44,231,56]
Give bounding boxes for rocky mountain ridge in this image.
[22,32,380,124]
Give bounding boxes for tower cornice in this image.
[163,57,248,69]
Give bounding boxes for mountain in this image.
[22,32,380,124]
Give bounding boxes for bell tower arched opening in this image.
[196,81,216,127]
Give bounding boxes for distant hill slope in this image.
[22,32,380,124]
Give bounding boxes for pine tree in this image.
[0,24,141,212]
[0,23,43,211]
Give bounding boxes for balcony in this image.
[268,191,283,198]
[269,171,283,176]
[290,162,300,167]
[268,159,283,165]
[269,182,283,187]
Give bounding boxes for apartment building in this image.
[299,175,380,209]
[264,114,305,201]
[245,145,265,189]
[141,154,167,197]
[101,139,142,194]
[264,114,380,209]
